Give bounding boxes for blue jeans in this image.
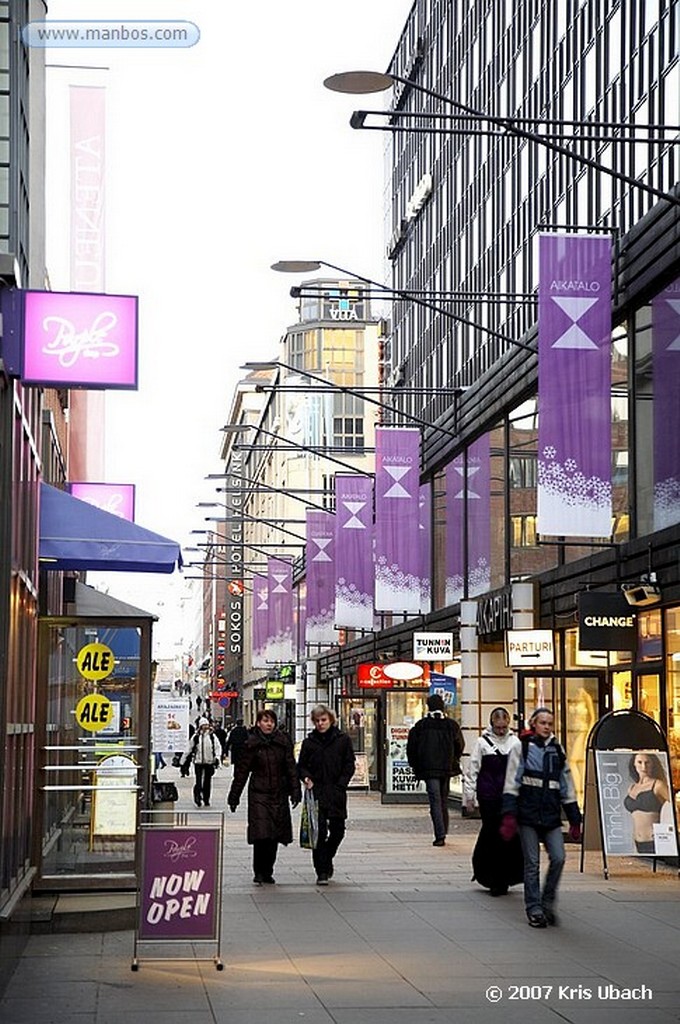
[519,824,565,916]
[425,777,450,840]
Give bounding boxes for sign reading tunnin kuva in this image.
[413,632,454,661]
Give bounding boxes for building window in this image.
[510,514,537,548]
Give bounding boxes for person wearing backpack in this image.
[464,707,523,896]
[500,706,582,928]
[179,717,219,807]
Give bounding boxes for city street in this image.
[1,767,679,1024]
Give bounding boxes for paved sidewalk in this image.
[2,765,680,1024]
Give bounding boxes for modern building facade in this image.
[313,0,680,807]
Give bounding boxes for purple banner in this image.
[537,233,612,537]
[419,483,432,613]
[305,510,336,649]
[653,278,680,530]
[467,434,491,597]
[334,474,374,630]
[374,427,421,613]
[445,456,465,605]
[295,581,306,660]
[266,557,294,663]
[138,827,219,941]
[251,574,269,669]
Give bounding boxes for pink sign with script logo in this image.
[69,482,136,522]
[23,290,138,388]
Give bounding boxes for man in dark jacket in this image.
[500,707,582,929]
[298,704,355,886]
[407,693,464,846]
[225,720,249,766]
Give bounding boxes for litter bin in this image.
[151,779,179,825]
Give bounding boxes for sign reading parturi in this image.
[505,629,555,667]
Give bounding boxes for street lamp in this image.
[272,258,535,354]
[323,71,680,209]
[221,422,374,476]
[241,358,465,441]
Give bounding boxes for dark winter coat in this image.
[297,726,356,819]
[225,725,250,764]
[406,711,464,780]
[228,729,301,845]
[502,733,582,830]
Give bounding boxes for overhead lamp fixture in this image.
[323,70,680,210]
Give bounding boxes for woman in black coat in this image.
[227,710,301,884]
[297,704,355,886]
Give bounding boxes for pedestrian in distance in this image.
[179,717,220,808]
[406,693,465,846]
[464,707,523,896]
[227,709,301,885]
[298,704,355,886]
[225,719,250,766]
[500,706,582,928]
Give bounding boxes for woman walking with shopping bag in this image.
[227,710,301,884]
[298,704,355,886]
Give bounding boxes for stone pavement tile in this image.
[0,983,98,1022]
[8,954,105,984]
[204,979,322,1011]
[307,979,432,1008]
[97,1014,216,1024]
[377,951,497,978]
[331,1004,560,1022]
[543,1009,680,1024]
[206,1010,335,1024]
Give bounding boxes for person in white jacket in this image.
[464,708,523,896]
[180,717,219,808]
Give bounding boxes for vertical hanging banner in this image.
[653,277,680,530]
[467,433,491,597]
[251,574,269,669]
[537,233,612,537]
[334,474,374,630]
[305,510,336,649]
[374,427,421,613]
[266,558,294,663]
[418,483,432,614]
[445,456,465,605]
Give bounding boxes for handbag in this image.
[299,788,319,849]
[151,781,179,803]
[171,751,183,769]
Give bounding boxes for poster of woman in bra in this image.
[595,749,678,857]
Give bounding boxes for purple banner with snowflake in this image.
[251,573,269,668]
[419,483,432,613]
[445,456,465,605]
[467,433,491,597]
[266,557,294,663]
[334,474,374,630]
[305,510,336,649]
[537,233,612,537]
[374,427,421,613]
[653,277,680,530]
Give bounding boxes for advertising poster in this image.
[386,725,423,794]
[153,698,190,753]
[138,827,220,941]
[595,750,678,857]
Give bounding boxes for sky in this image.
[42,0,413,657]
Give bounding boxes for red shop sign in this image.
[357,663,392,688]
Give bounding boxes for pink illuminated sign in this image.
[22,290,138,388]
[69,482,136,522]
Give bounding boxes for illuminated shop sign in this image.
[1,289,138,388]
[69,482,136,522]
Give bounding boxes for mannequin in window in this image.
[567,687,595,801]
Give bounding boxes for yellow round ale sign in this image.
[75,693,114,732]
[76,642,115,681]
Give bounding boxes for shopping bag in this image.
[299,789,319,849]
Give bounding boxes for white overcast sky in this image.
[43,0,413,655]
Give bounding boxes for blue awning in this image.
[39,483,183,574]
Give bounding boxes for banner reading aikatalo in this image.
[305,510,336,648]
[374,427,421,613]
[537,233,612,538]
[334,474,374,630]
